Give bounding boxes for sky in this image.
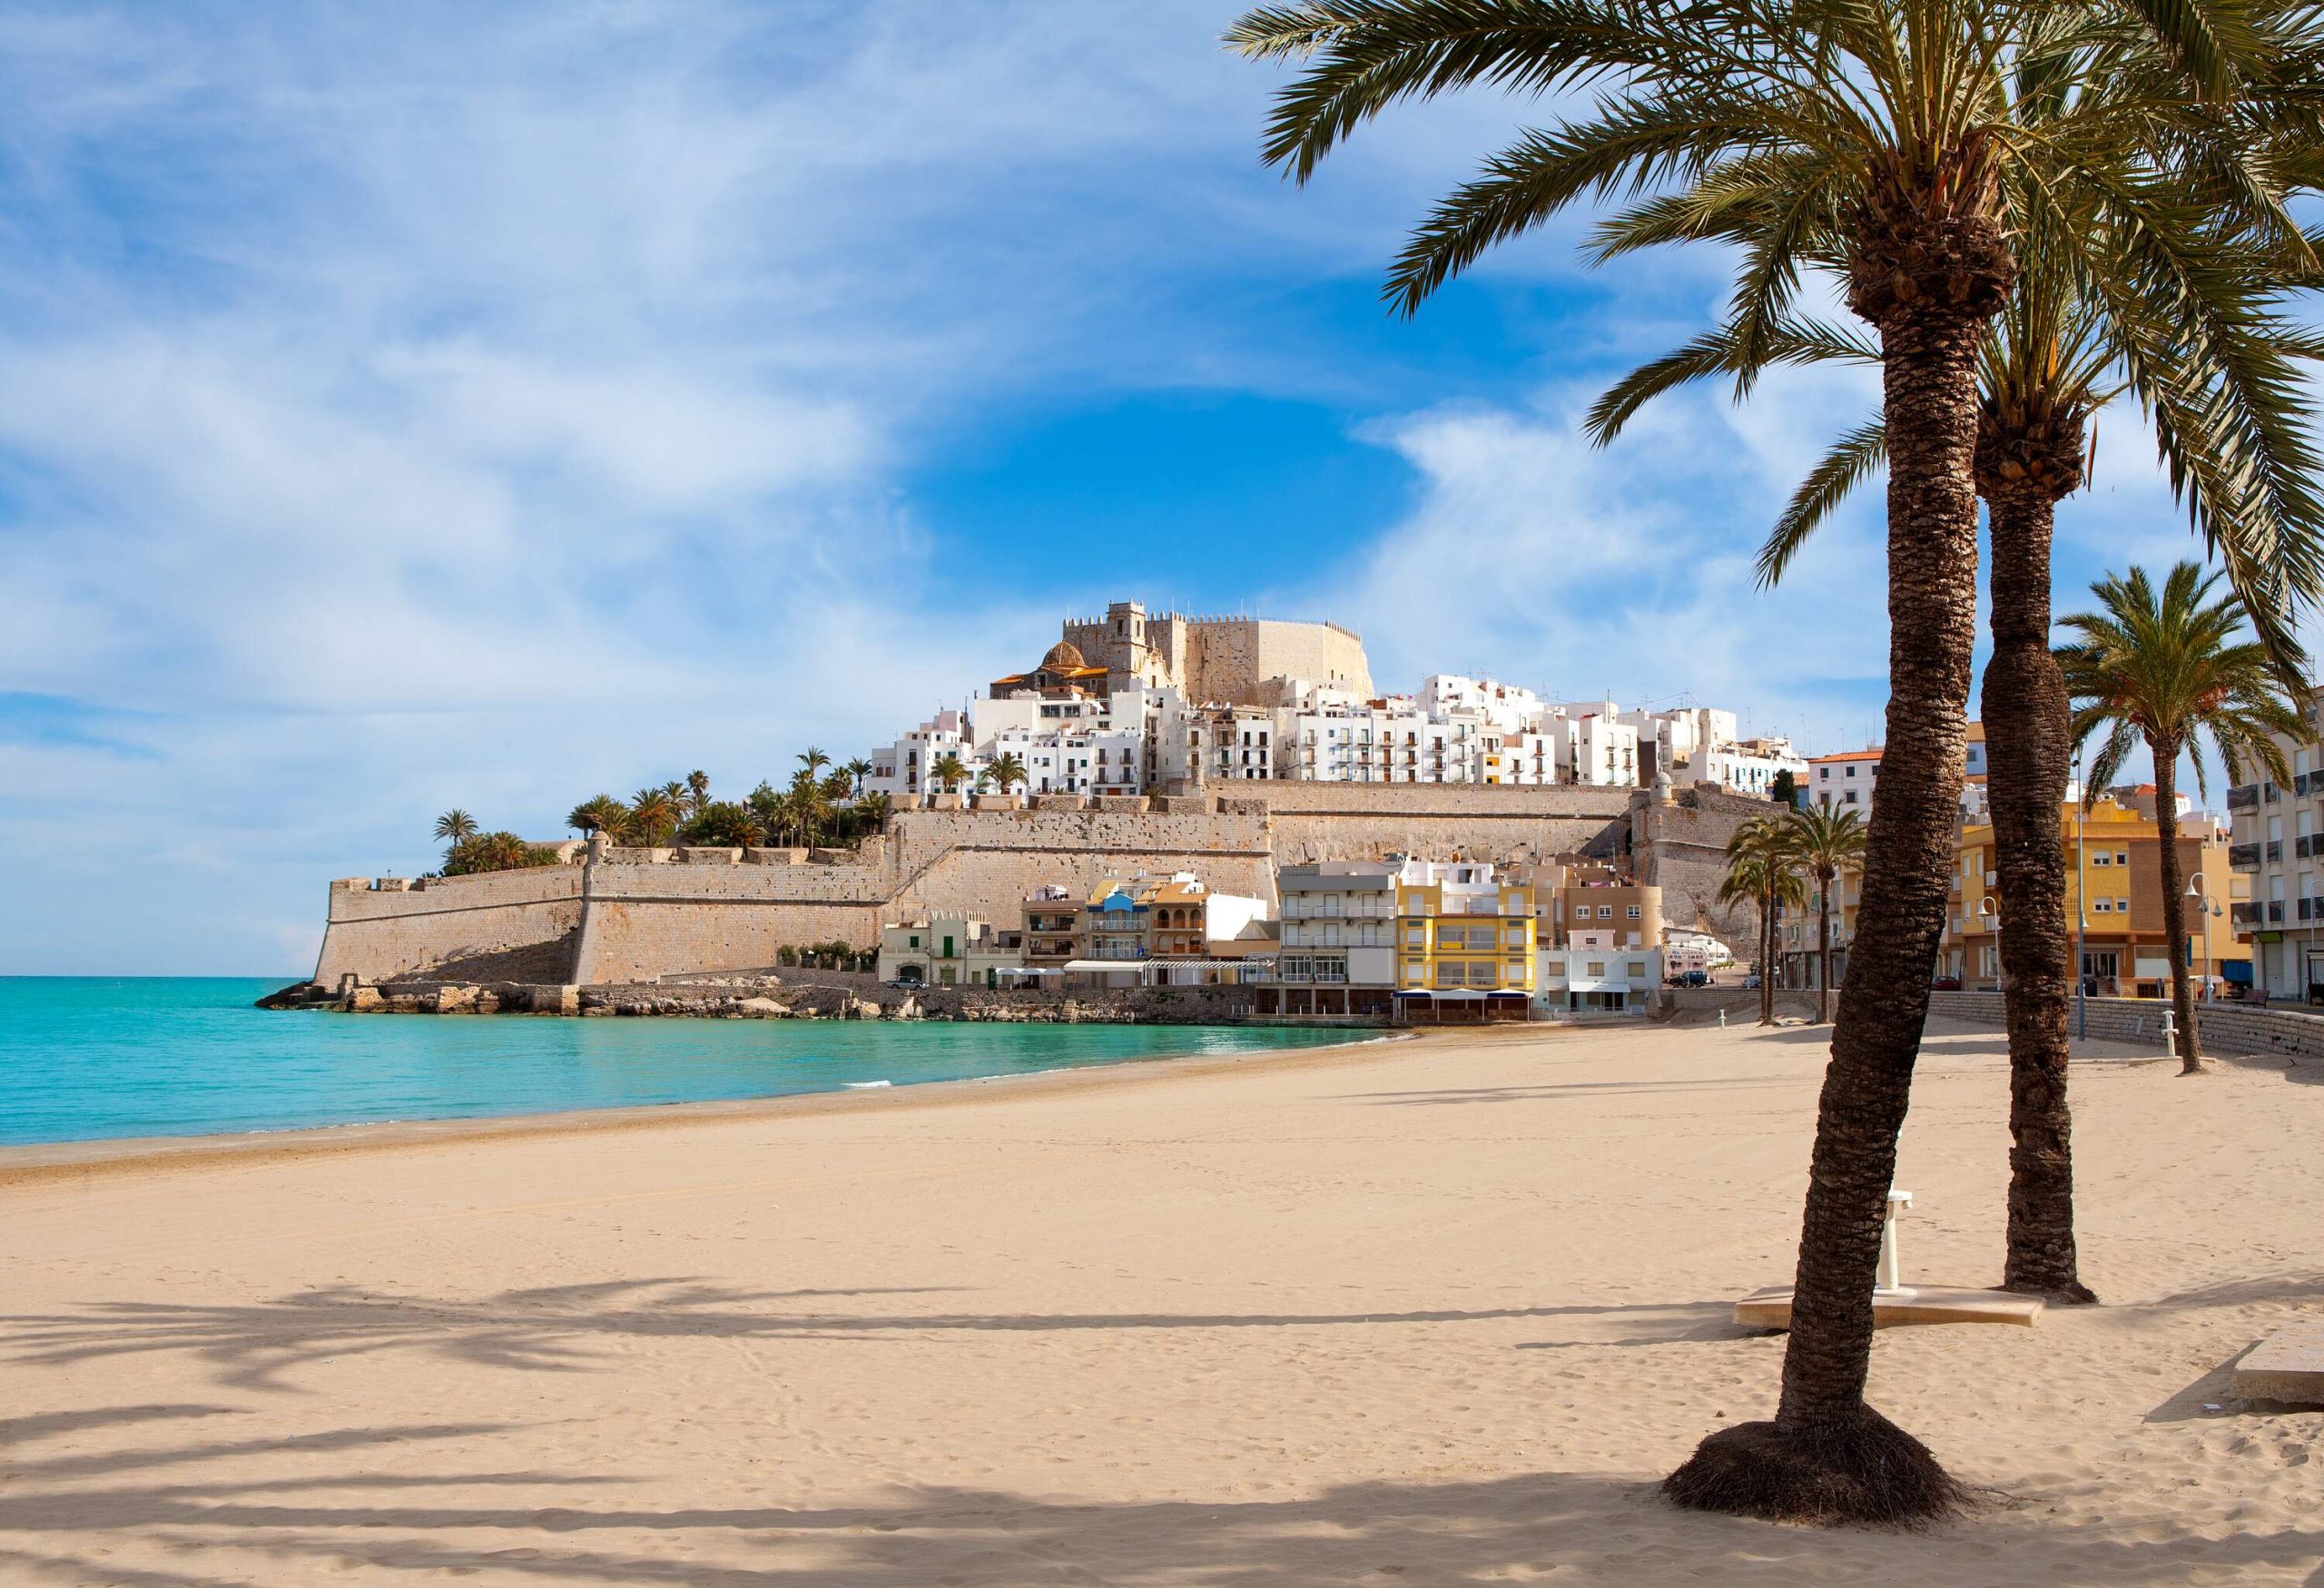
[0,1,2270,974]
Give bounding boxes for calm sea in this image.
[0,979,1363,1148]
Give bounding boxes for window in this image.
[1586,961,1608,977]
[2115,851,2130,865]
[2092,853,2111,867]
[1627,904,1642,919]
[2093,899,2112,913]
[1846,791,1859,804]
[1597,904,1614,920]
[1627,962,1646,979]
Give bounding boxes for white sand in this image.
[3,1019,2319,1585]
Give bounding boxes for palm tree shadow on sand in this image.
[0,1279,1755,1395]
[0,1404,2319,1588]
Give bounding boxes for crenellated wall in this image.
[314,868,586,987]
[309,782,1718,988]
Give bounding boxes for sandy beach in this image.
[4,1017,2319,1586]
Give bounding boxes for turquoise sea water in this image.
[0,979,1363,1148]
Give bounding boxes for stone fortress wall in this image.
[310,781,1768,989]
[1627,782,1782,945]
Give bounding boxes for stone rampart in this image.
[1628,784,1779,951]
[1256,779,1630,867]
[309,782,1678,988]
[314,868,585,986]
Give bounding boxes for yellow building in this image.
[1394,860,1535,1022]
[1945,795,2247,995]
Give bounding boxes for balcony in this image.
[2230,843,2262,870]
[2270,840,2285,863]
[2228,784,2260,811]
[2233,902,2263,927]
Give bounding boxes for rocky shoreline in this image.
[257,973,1384,1027]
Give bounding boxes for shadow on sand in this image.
[1,1404,2319,1588]
[1,1279,1764,1394]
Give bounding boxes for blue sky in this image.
[0,2,2257,973]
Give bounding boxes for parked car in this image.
[1932,975,1963,991]
[1741,973,1761,990]
[1665,970,1710,988]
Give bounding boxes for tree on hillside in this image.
[745,781,784,846]
[433,810,478,848]
[628,788,680,847]
[856,791,892,836]
[567,794,631,841]
[2060,564,2304,1074]
[1768,768,1798,808]
[677,799,758,849]
[442,832,556,876]
[787,768,832,847]
[1230,0,2297,1519]
[684,770,711,817]
[1787,804,1867,1025]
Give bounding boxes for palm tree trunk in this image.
[2148,741,2205,1073]
[1984,477,2094,1302]
[1669,212,2002,1522]
[1814,868,1832,1023]
[1761,895,1777,1025]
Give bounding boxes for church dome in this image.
[1042,640,1087,669]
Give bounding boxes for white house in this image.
[875,915,1024,987]
[1275,861,1398,987]
[1536,928,1663,1013]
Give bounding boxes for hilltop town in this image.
[281,599,2250,1021]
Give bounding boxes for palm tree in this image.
[1229,0,2288,1520]
[1718,818,1806,1027]
[989,753,1029,794]
[930,752,970,794]
[856,791,892,836]
[844,757,874,796]
[567,794,630,841]
[1589,89,2324,1299]
[787,767,830,847]
[684,771,711,817]
[628,788,679,848]
[1787,804,1867,1025]
[798,746,831,782]
[432,810,478,848]
[2060,564,2304,1074]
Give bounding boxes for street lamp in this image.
[2186,872,2226,1001]
[2073,745,2090,1039]
[1978,895,2001,991]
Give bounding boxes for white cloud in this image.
[1315,362,1891,745]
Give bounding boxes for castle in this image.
[300,598,1794,993]
[1034,601,1373,705]
[308,779,1774,991]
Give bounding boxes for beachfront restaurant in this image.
[1392,985,1532,1023]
